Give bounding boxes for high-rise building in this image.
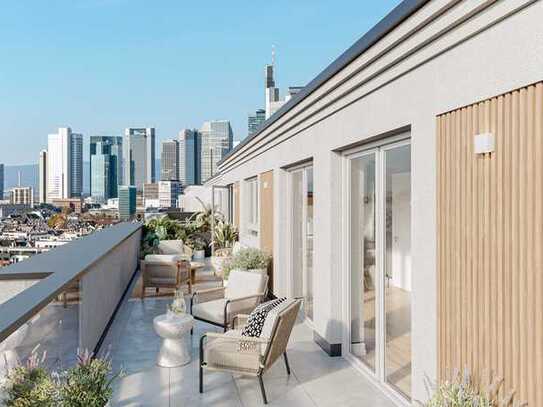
[160,140,179,181]
[0,164,4,200]
[200,120,233,182]
[158,181,183,208]
[9,187,33,207]
[265,64,281,119]
[90,136,123,202]
[248,109,266,136]
[70,133,83,197]
[263,50,303,119]
[123,128,156,192]
[39,151,47,204]
[47,127,82,201]
[118,185,136,221]
[178,129,201,185]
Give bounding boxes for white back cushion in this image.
[226,270,268,299]
[158,240,184,255]
[261,298,297,339]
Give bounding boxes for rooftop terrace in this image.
[0,223,395,407]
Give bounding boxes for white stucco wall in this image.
[213,0,543,403]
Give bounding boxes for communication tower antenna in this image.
[271,45,275,67]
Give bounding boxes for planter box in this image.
[193,250,205,260]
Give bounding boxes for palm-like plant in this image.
[189,197,224,233]
[212,220,238,251]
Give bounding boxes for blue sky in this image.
[0,0,401,165]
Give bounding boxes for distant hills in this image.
[2,160,162,198]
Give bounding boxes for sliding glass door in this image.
[347,140,411,400]
[290,165,314,321]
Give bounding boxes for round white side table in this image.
[153,313,194,368]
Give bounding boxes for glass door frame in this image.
[286,162,314,324]
[341,135,411,406]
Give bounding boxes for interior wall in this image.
[437,81,543,406]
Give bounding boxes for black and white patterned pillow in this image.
[241,297,286,338]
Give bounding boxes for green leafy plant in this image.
[186,237,207,251]
[141,224,160,258]
[2,352,57,407]
[212,220,238,251]
[223,247,271,279]
[59,349,118,407]
[189,197,224,233]
[145,217,182,241]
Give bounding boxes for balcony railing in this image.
[0,222,142,373]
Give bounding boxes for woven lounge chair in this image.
[199,299,302,404]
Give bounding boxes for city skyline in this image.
[0,1,402,166]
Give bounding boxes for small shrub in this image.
[223,247,271,279]
[2,352,57,407]
[59,349,117,407]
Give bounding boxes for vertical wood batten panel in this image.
[437,82,542,404]
[535,83,543,407]
[525,85,535,404]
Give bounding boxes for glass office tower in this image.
[90,136,123,202]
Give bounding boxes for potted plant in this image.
[222,247,271,280]
[211,220,239,277]
[187,237,206,260]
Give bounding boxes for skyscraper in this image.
[160,140,179,181]
[248,109,266,136]
[0,164,4,200]
[47,127,82,201]
[70,133,83,197]
[39,150,47,204]
[265,64,281,119]
[90,136,123,202]
[118,185,136,221]
[178,129,201,185]
[123,128,155,192]
[200,121,233,182]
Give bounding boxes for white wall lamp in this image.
[474,132,495,155]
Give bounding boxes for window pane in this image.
[291,171,304,304]
[384,144,411,398]
[350,154,376,371]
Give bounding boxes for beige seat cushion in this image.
[144,254,184,264]
[193,299,227,324]
[205,329,265,373]
[193,299,258,325]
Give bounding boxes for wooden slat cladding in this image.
[259,171,274,292]
[233,182,240,229]
[437,82,543,406]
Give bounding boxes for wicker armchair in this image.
[191,270,268,332]
[140,255,192,298]
[199,299,302,404]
